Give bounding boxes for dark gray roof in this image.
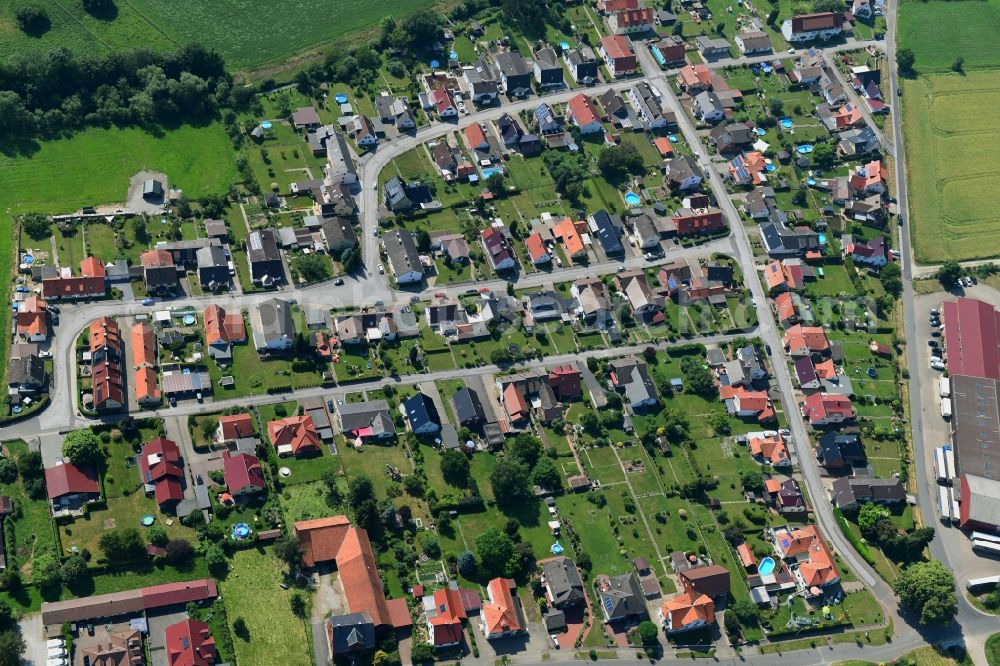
[590,210,624,255]
[339,399,394,436]
[452,387,485,424]
[599,572,647,621]
[196,244,228,269]
[495,51,531,77]
[383,230,422,278]
[327,612,375,655]
[7,354,45,387]
[247,228,281,263]
[543,557,585,606]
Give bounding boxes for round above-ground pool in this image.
[429,59,441,68]
[806,177,817,186]
[758,556,776,576]
[141,515,155,527]
[232,523,252,540]
[260,121,272,130]
[756,128,766,136]
[450,50,458,60]
[668,134,678,143]
[182,314,196,326]
[335,94,348,104]
[779,118,794,129]
[625,191,641,206]
[550,541,564,555]
[766,164,776,172]
[21,254,33,265]
[796,144,814,154]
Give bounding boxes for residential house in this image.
[222,451,265,498]
[724,386,773,421]
[534,103,563,135]
[728,151,768,185]
[709,123,755,154]
[7,355,45,395]
[534,47,564,89]
[831,477,906,512]
[139,437,183,510]
[549,364,582,399]
[777,478,807,513]
[324,129,358,185]
[541,557,586,608]
[384,176,433,213]
[89,316,125,411]
[849,160,887,196]
[215,413,256,450]
[607,7,655,34]
[292,106,322,130]
[748,432,791,467]
[801,393,855,426]
[140,249,178,296]
[246,229,284,287]
[376,93,416,129]
[609,357,658,410]
[250,298,294,352]
[453,387,487,427]
[572,278,614,328]
[42,256,107,301]
[321,216,358,255]
[268,415,322,456]
[838,127,880,157]
[633,211,660,249]
[774,292,801,327]
[429,88,458,118]
[735,31,773,55]
[782,324,830,357]
[338,400,396,442]
[383,230,424,284]
[695,35,731,60]
[497,372,563,425]
[525,232,552,265]
[481,225,519,271]
[464,59,500,105]
[693,91,725,123]
[204,304,245,364]
[14,296,48,342]
[665,156,703,191]
[599,35,637,77]
[132,322,161,406]
[815,432,866,470]
[616,270,662,320]
[676,64,713,93]
[598,89,637,131]
[464,122,492,155]
[495,51,533,97]
[165,618,216,666]
[596,572,648,623]
[770,525,839,595]
[481,578,525,639]
[795,356,823,390]
[659,594,714,634]
[565,47,599,85]
[427,587,466,647]
[781,12,848,42]
[497,113,525,147]
[654,35,687,66]
[842,234,887,268]
[629,82,668,129]
[679,564,730,599]
[45,461,100,512]
[817,102,865,132]
[327,613,376,657]
[589,210,625,255]
[598,0,640,12]
[566,94,603,134]
[672,206,725,236]
[437,234,471,264]
[852,0,873,18]
[404,393,442,436]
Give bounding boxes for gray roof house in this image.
[565,47,599,85]
[831,477,906,512]
[327,612,376,656]
[464,59,500,105]
[324,129,358,185]
[495,51,533,97]
[542,557,586,608]
[453,387,486,426]
[250,298,295,352]
[610,357,658,410]
[142,178,164,201]
[7,354,45,393]
[383,230,423,284]
[693,91,725,123]
[533,46,564,88]
[196,244,230,290]
[597,572,648,622]
[320,216,358,254]
[337,399,396,440]
[246,228,284,287]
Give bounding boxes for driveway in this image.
[20,612,46,666]
[146,609,190,666]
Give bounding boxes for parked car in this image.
[333,278,344,286]
[931,359,946,371]
[377,263,385,274]
[142,298,155,306]
[928,340,938,348]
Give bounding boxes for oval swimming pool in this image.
[758,556,776,576]
[624,191,641,206]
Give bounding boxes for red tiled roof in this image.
[140,249,174,269]
[661,592,714,631]
[268,415,322,456]
[165,618,216,666]
[222,450,265,495]
[204,305,245,346]
[483,578,521,635]
[465,123,488,148]
[45,461,99,500]
[139,437,184,506]
[802,393,855,422]
[943,298,1000,381]
[218,413,254,441]
[135,366,161,404]
[654,137,674,156]
[615,8,654,26]
[141,579,218,610]
[525,233,549,263]
[132,321,156,368]
[567,93,599,128]
[80,256,105,278]
[600,35,634,60]
[90,316,121,353]
[430,587,466,645]
[503,383,530,422]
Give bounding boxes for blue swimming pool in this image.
[429,59,441,68]
[818,233,827,245]
[668,135,679,143]
[756,128,767,136]
[780,118,794,129]
[796,144,814,154]
[482,167,503,179]
[806,177,816,186]
[334,94,348,104]
[625,191,641,206]
[758,556,776,576]
[766,164,776,172]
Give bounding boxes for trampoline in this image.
[182,314,196,326]
[758,556,776,575]
[779,118,794,129]
[141,515,155,527]
[335,94,348,104]
[232,523,252,540]
[624,191,641,206]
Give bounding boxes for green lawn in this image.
[0,440,57,571]
[278,481,339,523]
[221,549,311,666]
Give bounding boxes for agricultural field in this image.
[0,0,441,71]
[902,70,1000,262]
[898,0,1000,262]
